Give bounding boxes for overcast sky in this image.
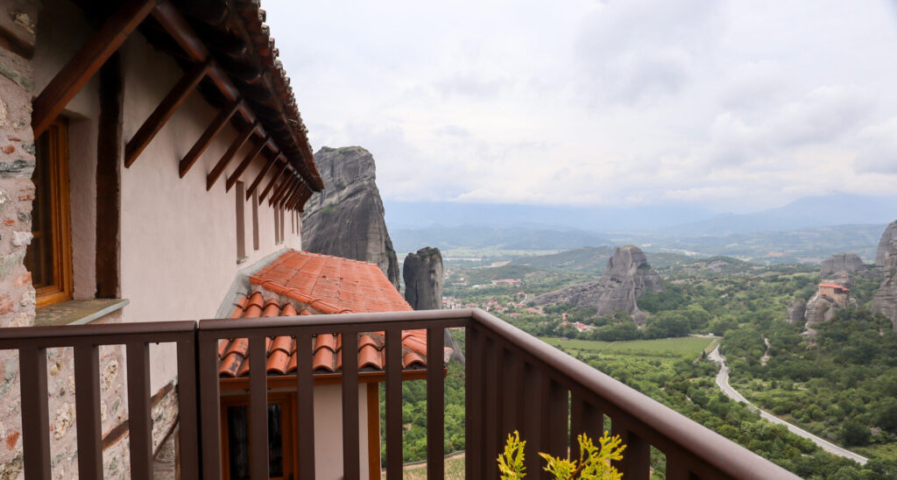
[266,0,897,212]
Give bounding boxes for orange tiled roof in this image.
[218,251,446,378]
[249,251,412,314]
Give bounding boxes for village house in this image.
[818,283,850,307]
[0,1,806,479]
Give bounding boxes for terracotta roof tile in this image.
[219,251,452,378]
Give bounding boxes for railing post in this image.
[541,377,568,461]
[465,325,484,478]
[484,337,501,479]
[426,326,445,479]
[19,347,51,480]
[522,362,544,479]
[611,420,651,480]
[295,331,316,480]
[342,332,360,478]
[385,329,403,480]
[74,345,103,479]
[177,332,201,480]
[248,336,270,479]
[198,331,222,480]
[126,342,153,480]
[570,392,604,448]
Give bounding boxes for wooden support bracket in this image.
[246,154,280,199]
[125,60,211,168]
[259,162,287,202]
[179,98,242,177]
[32,0,158,137]
[226,138,269,192]
[206,122,257,191]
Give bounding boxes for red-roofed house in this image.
[819,283,850,306]
[215,250,448,479]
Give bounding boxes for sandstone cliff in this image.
[804,292,857,328]
[403,247,443,311]
[873,221,897,331]
[531,245,664,325]
[786,298,806,325]
[301,147,400,287]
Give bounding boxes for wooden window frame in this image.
[235,181,246,262]
[252,191,259,251]
[29,118,73,309]
[220,392,297,480]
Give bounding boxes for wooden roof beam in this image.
[226,137,269,192]
[280,182,302,209]
[268,176,295,207]
[125,60,211,167]
[179,98,242,177]
[258,161,287,202]
[152,0,323,190]
[246,154,281,199]
[288,184,310,211]
[32,0,157,137]
[206,122,258,191]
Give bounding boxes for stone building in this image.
[818,283,849,307]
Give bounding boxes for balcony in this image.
[1,308,799,479]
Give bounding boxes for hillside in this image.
[509,246,698,275]
[391,225,607,253]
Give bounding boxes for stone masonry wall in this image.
[0,3,39,477]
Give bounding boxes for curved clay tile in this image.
[262,302,281,317]
[402,335,427,355]
[225,338,249,358]
[230,306,244,319]
[219,353,243,377]
[314,334,335,352]
[286,352,297,373]
[403,351,426,369]
[281,304,298,316]
[358,334,378,350]
[270,336,290,354]
[335,334,343,352]
[358,344,382,370]
[335,350,343,371]
[237,358,252,377]
[247,292,265,309]
[299,310,311,316]
[312,348,334,372]
[267,349,290,375]
[234,295,249,310]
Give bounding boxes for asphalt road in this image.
[708,346,869,465]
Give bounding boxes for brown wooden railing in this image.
[1,309,801,479]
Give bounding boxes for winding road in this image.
[708,346,869,465]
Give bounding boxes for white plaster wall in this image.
[119,33,302,391]
[32,0,99,300]
[32,0,304,392]
[313,383,372,480]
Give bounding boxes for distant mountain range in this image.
[384,193,897,234]
[391,226,608,253]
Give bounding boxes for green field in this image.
[539,336,718,359]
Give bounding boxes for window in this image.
[273,206,280,244]
[251,191,259,251]
[235,181,246,261]
[221,394,295,480]
[25,119,72,308]
[280,208,285,242]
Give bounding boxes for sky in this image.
[266,0,897,213]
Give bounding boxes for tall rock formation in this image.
[786,299,806,325]
[820,253,867,287]
[404,247,443,311]
[873,221,897,331]
[531,245,664,325]
[301,147,400,288]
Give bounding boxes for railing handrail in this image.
[0,308,803,479]
[469,308,801,480]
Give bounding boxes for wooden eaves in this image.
[32,0,324,211]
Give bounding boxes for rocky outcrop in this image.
[821,253,865,281]
[873,221,897,331]
[805,292,857,328]
[404,247,444,311]
[875,221,897,273]
[301,147,400,288]
[531,245,664,325]
[786,299,806,325]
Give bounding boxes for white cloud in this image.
[265,0,897,212]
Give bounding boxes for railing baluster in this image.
[342,332,360,478]
[542,376,568,460]
[522,362,544,478]
[570,391,604,446]
[385,329,403,480]
[426,326,445,479]
[295,331,316,480]
[20,347,51,480]
[177,334,200,480]
[501,348,520,441]
[74,344,103,479]
[484,337,500,478]
[198,332,222,480]
[127,342,153,480]
[466,326,484,478]
[611,420,651,480]
[249,336,269,479]
[666,453,698,480]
